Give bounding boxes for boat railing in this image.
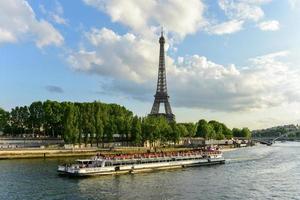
[97,150,221,161]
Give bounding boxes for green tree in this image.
[196,119,215,139]
[221,123,233,139]
[28,101,44,135]
[94,102,104,147]
[124,116,132,145]
[209,120,225,140]
[131,116,142,146]
[196,119,207,137]
[207,124,216,139]
[43,100,63,137]
[105,118,117,142]
[177,124,188,138]
[241,127,251,139]
[232,128,242,137]
[79,103,94,147]
[141,117,157,146]
[0,108,9,133]
[183,123,196,137]
[63,103,79,144]
[158,117,172,144]
[86,103,96,146]
[10,106,29,135]
[169,122,181,144]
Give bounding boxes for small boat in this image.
[57,149,225,177]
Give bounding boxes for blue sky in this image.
[1,0,300,129]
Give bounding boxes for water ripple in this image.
[1,142,300,200]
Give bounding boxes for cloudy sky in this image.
[1,0,300,129]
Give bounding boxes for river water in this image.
[0,142,300,200]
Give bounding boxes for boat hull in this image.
[58,158,225,177]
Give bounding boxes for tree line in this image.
[195,119,251,139]
[0,101,251,146]
[252,125,300,138]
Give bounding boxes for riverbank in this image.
[0,146,239,160]
[0,148,100,159]
[0,147,186,159]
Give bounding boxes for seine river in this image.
[1,142,300,200]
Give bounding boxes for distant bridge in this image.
[251,129,300,146]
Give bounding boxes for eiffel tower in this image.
[149,29,175,121]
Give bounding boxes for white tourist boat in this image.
[57,149,225,176]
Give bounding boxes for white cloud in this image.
[218,0,272,21]
[0,0,64,47]
[68,50,102,71]
[258,20,280,31]
[68,28,300,111]
[289,0,300,9]
[51,13,67,25]
[217,0,281,33]
[208,20,244,35]
[40,1,68,25]
[169,51,300,111]
[68,28,158,83]
[0,28,17,43]
[83,0,279,36]
[83,0,206,38]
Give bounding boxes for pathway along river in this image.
[1,142,300,200]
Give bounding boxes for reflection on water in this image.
[1,142,300,200]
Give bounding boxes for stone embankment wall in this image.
[0,137,64,148]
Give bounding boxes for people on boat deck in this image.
[92,148,221,160]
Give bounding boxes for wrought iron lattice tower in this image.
[149,29,175,121]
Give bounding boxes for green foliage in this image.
[196,119,216,139]
[2,101,133,144]
[2,101,250,145]
[131,116,142,146]
[141,116,172,146]
[183,123,197,137]
[195,119,244,140]
[241,127,251,139]
[232,127,251,138]
[10,106,30,135]
[169,122,180,144]
[221,123,233,139]
[0,107,9,132]
[196,119,208,138]
[29,101,44,134]
[177,124,188,138]
[252,125,298,138]
[63,103,79,144]
[209,120,223,139]
[44,100,63,137]
[177,123,196,137]
[93,102,104,147]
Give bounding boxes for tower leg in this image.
[164,101,173,115]
[151,100,160,114]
